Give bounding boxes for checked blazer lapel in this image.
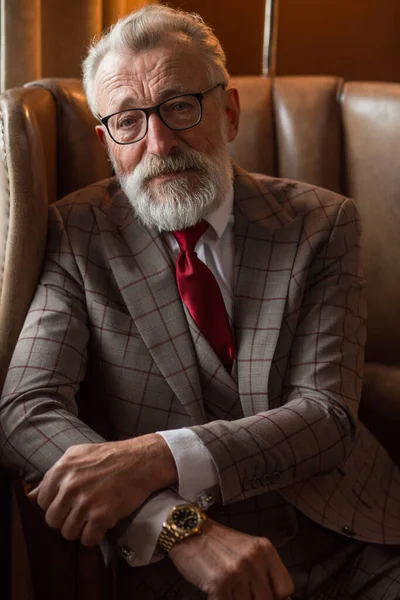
[233,167,304,417]
[94,189,206,424]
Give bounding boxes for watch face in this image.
[171,506,201,532]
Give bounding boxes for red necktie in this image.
[173,222,234,370]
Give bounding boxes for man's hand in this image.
[169,518,294,600]
[28,434,177,546]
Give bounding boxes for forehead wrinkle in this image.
[95,39,210,115]
[95,67,140,115]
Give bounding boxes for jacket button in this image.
[243,478,251,491]
[270,472,281,484]
[342,525,356,536]
[261,474,270,486]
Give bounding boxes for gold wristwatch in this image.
[157,503,207,552]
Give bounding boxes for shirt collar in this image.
[203,184,234,239]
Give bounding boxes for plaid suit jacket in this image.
[1,165,399,547]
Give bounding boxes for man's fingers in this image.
[33,472,61,511]
[208,589,233,600]
[27,486,40,502]
[232,580,257,600]
[267,549,294,600]
[269,568,294,599]
[247,538,294,600]
[45,497,72,531]
[248,572,274,600]
[80,519,108,547]
[59,505,89,541]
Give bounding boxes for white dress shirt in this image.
[118,187,235,566]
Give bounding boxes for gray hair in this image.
[82,3,229,115]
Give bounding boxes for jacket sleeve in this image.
[189,197,367,505]
[0,205,105,483]
[0,204,188,567]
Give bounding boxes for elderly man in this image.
[1,4,400,600]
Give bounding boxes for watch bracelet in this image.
[158,527,179,552]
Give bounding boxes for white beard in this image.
[110,140,233,231]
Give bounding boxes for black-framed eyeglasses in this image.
[97,82,225,145]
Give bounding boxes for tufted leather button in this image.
[342,525,356,537]
[252,477,260,489]
[243,478,251,491]
[261,473,271,486]
[270,472,281,484]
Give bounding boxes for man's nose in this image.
[145,112,179,156]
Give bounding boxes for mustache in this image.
[138,151,209,184]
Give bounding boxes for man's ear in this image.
[95,125,107,146]
[224,87,240,143]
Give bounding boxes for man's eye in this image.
[118,116,137,129]
[170,101,192,112]
[114,111,143,130]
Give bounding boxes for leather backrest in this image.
[341,82,400,363]
[26,79,111,201]
[0,80,111,386]
[228,76,276,177]
[230,75,344,193]
[0,86,53,386]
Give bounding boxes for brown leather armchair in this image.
[1,76,400,599]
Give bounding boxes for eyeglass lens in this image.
[107,94,201,143]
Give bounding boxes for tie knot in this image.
[173,221,208,252]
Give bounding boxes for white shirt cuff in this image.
[117,429,219,568]
[117,489,181,567]
[157,428,219,505]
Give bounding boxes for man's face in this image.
[94,34,240,230]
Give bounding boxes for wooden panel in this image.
[162,0,266,75]
[1,0,42,90]
[41,1,156,79]
[103,0,155,28]
[41,0,102,78]
[276,0,400,81]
